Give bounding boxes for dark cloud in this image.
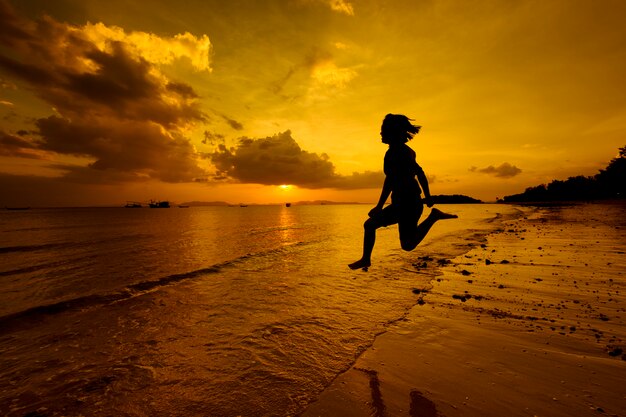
[0,0,206,182]
[202,130,225,145]
[220,114,244,130]
[0,130,44,159]
[0,1,34,47]
[469,162,522,178]
[166,81,199,99]
[35,116,204,182]
[49,164,152,184]
[207,130,383,189]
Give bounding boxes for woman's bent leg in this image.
[400,208,458,251]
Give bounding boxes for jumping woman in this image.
[349,114,458,270]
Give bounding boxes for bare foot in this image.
[430,208,458,220]
[348,259,371,270]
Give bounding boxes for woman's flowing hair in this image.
[382,114,421,143]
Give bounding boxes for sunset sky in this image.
[1,0,625,206]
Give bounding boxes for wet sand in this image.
[303,203,626,417]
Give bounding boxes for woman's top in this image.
[384,143,422,205]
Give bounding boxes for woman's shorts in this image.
[373,202,424,240]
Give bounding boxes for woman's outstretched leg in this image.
[400,208,458,251]
[348,217,379,270]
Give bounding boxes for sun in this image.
[278,184,291,190]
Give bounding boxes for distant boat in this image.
[124,201,142,208]
[5,206,30,210]
[178,205,189,208]
[285,202,291,207]
[239,204,248,207]
[149,200,170,208]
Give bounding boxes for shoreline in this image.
[302,203,626,417]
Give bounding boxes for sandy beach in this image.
[303,203,626,417]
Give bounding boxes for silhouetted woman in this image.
[349,114,457,270]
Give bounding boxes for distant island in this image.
[501,145,625,203]
[430,194,482,204]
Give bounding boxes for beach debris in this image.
[500,259,510,264]
[453,294,472,302]
[437,259,451,266]
[606,346,623,357]
[417,297,425,305]
[598,314,610,321]
[467,279,474,284]
[461,270,472,276]
[485,259,492,265]
[498,284,505,289]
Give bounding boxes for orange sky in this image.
[1,0,625,206]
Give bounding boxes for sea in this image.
[0,204,521,416]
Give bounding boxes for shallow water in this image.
[0,204,519,416]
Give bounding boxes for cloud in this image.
[469,162,522,178]
[0,130,45,159]
[202,130,225,145]
[0,0,209,182]
[35,116,204,182]
[0,76,17,90]
[207,130,383,189]
[327,0,355,16]
[302,0,354,16]
[310,60,357,89]
[271,48,357,96]
[81,22,212,72]
[220,114,244,130]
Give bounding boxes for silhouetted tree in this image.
[502,145,625,202]
[595,146,626,198]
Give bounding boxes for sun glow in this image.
[278,184,292,190]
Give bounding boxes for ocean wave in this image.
[0,242,72,254]
[0,240,308,334]
[0,259,70,277]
